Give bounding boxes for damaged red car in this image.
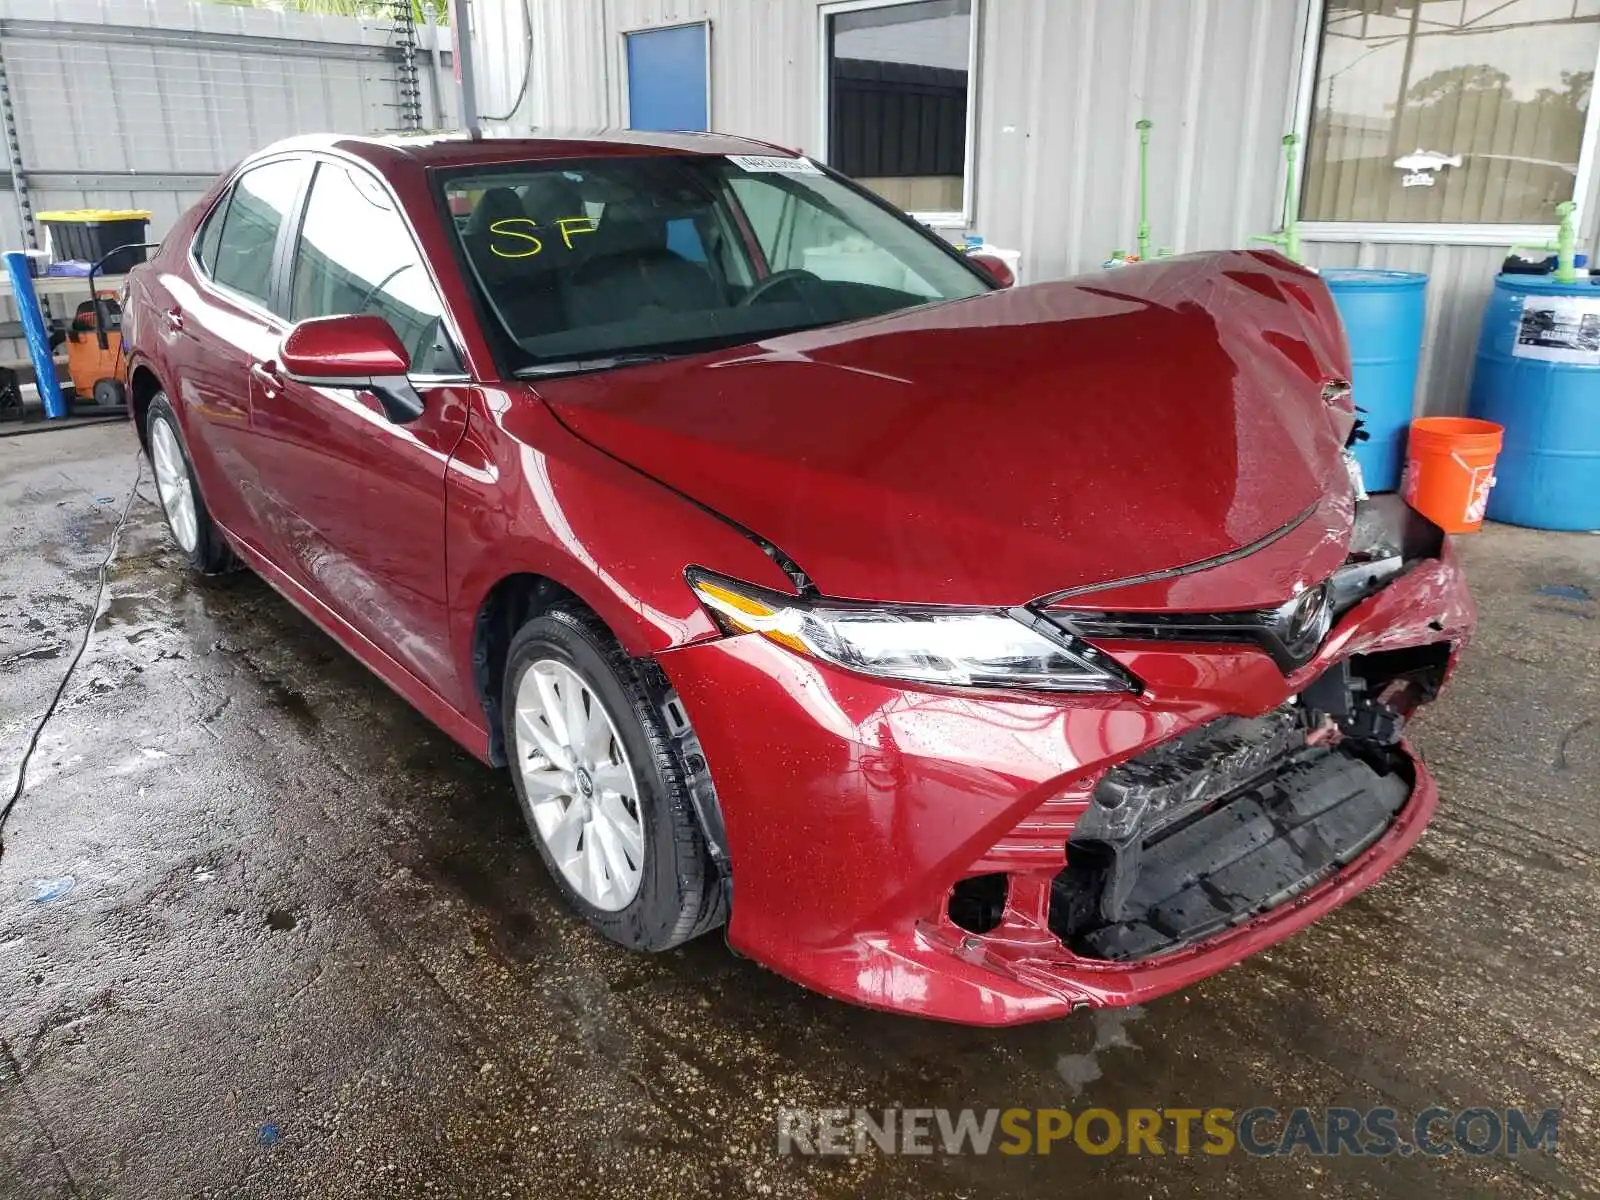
[123,132,1473,1025]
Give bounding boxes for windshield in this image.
[437,153,990,371]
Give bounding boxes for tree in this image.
[1404,64,1510,108]
[204,0,450,25]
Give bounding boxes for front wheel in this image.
[502,608,726,950]
[146,392,235,573]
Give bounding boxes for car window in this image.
[211,158,304,311]
[289,161,460,375]
[195,196,228,276]
[727,176,785,262]
[665,217,706,262]
[728,174,942,293]
[440,155,986,370]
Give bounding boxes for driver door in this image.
[249,157,470,704]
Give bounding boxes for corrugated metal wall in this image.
[474,0,1600,418]
[1,0,457,251]
[974,0,1303,278]
[1,0,455,368]
[478,0,817,139]
[478,0,1305,262]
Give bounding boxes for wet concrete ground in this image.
[0,423,1596,1199]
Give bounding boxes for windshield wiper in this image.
[514,353,676,380]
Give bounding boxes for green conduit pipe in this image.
[1136,119,1153,262]
[1509,201,1580,283]
[1251,134,1303,264]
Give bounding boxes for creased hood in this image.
[537,250,1357,608]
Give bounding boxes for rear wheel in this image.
[502,608,726,950]
[146,392,235,573]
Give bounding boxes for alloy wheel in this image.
[150,417,199,553]
[513,659,646,911]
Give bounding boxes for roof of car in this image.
[254,129,803,171]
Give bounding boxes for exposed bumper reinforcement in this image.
[1057,743,1410,960]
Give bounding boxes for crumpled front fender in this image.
[656,544,1473,1024]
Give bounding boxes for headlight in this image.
[687,570,1135,693]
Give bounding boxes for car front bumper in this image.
[657,543,1474,1025]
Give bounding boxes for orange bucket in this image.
[1401,417,1504,533]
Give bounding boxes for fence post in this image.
[0,38,36,248]
[424,6,449,129]
[392,0,423,131]
[451,0,479,135]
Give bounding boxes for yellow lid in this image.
[36,209,152,222]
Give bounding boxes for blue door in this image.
[626,24,709,132]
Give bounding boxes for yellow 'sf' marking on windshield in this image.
[488,217,542,259]
[556,216,599,249]
[489,215,599,259]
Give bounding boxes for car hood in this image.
[536,250,1357,609]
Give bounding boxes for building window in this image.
[822,0,975,222]
[1303,0,1600,226]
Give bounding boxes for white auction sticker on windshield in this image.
[727,154,821,174]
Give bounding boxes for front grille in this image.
[1048,581,1333,672]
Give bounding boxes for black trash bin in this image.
[38,209,152,274]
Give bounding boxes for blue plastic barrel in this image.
[1468,274,1600,531]
[3,251,68,419]
[1321,269,1428,492]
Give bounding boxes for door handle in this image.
[250,360,283,392]
[162,306,184,333]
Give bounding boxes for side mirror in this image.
[968,251,1016,289]
[279,314,423,423]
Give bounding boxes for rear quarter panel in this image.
[122,187,216,443]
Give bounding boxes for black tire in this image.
[145,391,236,574]
[502,608,727,951]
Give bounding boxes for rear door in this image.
[171,156,308,546]
[251,156,471,706]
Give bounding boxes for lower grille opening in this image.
[948,873,1009,934]
[1049,653,1440,962]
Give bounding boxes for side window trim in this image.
[287,153,469,380]
[190,153,311,325]
[192,190,230,278]
[268,157,316,321]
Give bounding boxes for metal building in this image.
[0,0,455,364]
[0,0,456,245]
[466,0,1600,418]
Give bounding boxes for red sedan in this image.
[122,132,1473,1025]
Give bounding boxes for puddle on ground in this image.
[94,593,163,632]
[1537,583,1594,602]
[1556,717,1596,773]
[29,878,76,904]
[1,643,64,668]
[1527,576,1598,623]
[259,678,319,733]
[1055,1006,1145,1099]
